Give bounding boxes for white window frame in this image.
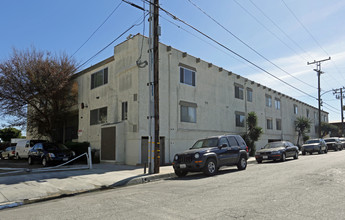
[267,118,273,130]
[235,84,244,100]
[180,66,196,86]
[247,88,253,102]
[180,101,197,123]
[275,98,281,110]
[266,95,272,107]
[235,112,245,127]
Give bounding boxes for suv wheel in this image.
[203,158,217,176]
[294,151,299,159]
[42,157,48,167]
[237,156,247,170]
[174,169,188,177]
[28,156,33,165]
[280,153,286,162]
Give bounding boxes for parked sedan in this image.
[339,137,345,149]
[255,141,299,163]
[1,146,16,159]
[28,142,75,167]
[301,139,328,155]
[324,138,343,151]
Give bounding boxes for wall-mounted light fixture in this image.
[81,102,88,109]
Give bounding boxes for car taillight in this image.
[12,151,15,154]
[246,146,249,152]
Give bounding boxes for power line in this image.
[160,14,260,73]
[233,0,309,62]
[71,1,123,58]
[77,14,148,70]
[281,0,345,86]
[248,0,313,59]
[157,5,317,100]
[186,0,317,90]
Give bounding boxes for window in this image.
[235,84,244,100]
[247,88,253,102]
[180,66,195,86]
[122,102,128,120]
[294,104,298,114]
[306,109,310,118]
[266,95,272,107]
[314,112,317,120]
[180,101,197,123]
[90,107,107,125]
[267,118,273,130]
[219,138,229,147]
[276,119,282,130]
[235,112,245,127]
[227,136,239,147]
[275,98,281,110]
[91,68,108,89]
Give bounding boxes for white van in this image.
[15,140,47,159]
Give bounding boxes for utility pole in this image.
[122,0,159,173]
[153,0,160,174]
[307,57,331,138]
[334,87,345,136]
[148,0,160,174]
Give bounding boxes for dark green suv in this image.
[172,134,249,177]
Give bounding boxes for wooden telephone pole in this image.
[307,57,331,138]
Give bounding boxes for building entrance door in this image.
[101,127,116,160]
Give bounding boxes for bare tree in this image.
[0,47,77,141]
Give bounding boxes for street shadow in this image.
[169,167,241,181]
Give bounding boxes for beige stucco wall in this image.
[73,34,328,165]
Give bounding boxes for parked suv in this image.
[172,134,248,177]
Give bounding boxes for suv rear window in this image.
[227,136,238,147]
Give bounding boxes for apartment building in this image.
[55,34,329,165]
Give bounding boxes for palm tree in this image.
[295,117,311,147]
[243,112,262,156]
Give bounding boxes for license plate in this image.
[63,158,68,161]
[180,164,186,168]
[263,156,268,159]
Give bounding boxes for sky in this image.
[1,0,345,134]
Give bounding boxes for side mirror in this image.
[219,144,228,148]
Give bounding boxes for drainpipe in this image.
[168,52,172,163]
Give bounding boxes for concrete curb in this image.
[0,160,259,210]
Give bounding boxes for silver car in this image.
[301,139,327,155]
[1,146,16,159]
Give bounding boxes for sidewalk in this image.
[0,157,257,210]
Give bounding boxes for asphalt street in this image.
[1,150,345,220]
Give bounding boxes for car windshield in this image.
[263,142,285,149]
[191,138,218,149]
[324,139,335,143]
[43,143,68,151]
[305,140,319,144]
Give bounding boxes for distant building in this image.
[27,34,328,165]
